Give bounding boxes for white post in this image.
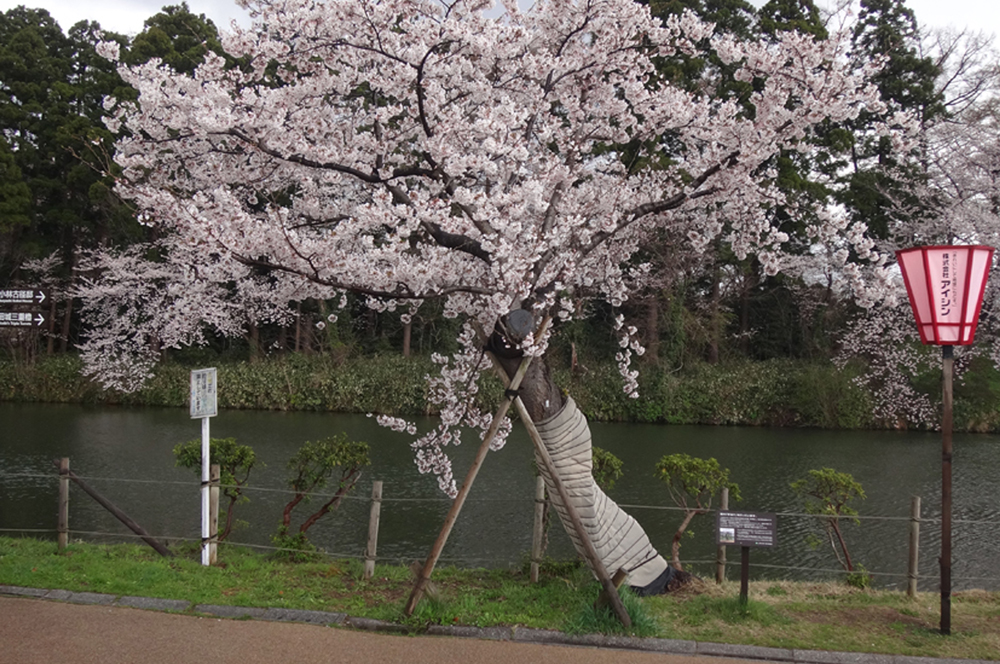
[201,416,211,566]
[190,367,218,567]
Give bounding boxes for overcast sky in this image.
[0,0,996,43]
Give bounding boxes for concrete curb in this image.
[0,585,992,664]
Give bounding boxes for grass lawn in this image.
[1,537,997,660]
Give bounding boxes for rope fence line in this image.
[5,471,1000,523]
[6,472,1000,523]
[5,468,1000,588]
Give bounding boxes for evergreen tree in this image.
[837,0,945,239]
[124,3,228,75]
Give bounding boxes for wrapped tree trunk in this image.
[495,343,672,595]
[533,396,671,594]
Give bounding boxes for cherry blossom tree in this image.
[837,29,1000,429]
[86,0,904,592]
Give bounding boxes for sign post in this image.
[0,288,49,329]
[717,510,777,605]
[190,368,218,566]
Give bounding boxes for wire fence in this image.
[3,468,999,587]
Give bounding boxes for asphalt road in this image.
[0,597,760,664]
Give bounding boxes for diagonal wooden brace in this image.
[403,330,543,616]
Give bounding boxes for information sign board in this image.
[0,288,48,305]
[716,510,777,548]
[190,368,218,419]
[0,311,45,327]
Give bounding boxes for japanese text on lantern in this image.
[940,252,952,317]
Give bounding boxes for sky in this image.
[0,0,997,38]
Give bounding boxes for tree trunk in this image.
[248,323,261,362]
[495,349,671,594]
[671,509,702,571]
[644,293,660,365]
[830,520,854,572]
[707,266,721,365]
[402,321,411,357]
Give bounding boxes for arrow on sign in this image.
[35,313,45,326]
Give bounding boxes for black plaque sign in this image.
[716,510,777,547]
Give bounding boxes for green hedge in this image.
[0,353,887,429]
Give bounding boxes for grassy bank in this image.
[2,352,999,430]
[1,537,997,659]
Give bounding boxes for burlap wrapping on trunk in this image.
[533,396,668,589]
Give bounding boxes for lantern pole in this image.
[940,344,953,635]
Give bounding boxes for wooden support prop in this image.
[594,568,629,611]
[530,475,546,584]
[51,460,173,557]
[209,464,220,564]
[57,458,69,550]
[908,495,921,598]
[512,394,632,628]
[716,486,729,584]
[364,480,383,580]
[403,344,541,616]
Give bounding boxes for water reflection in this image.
[2,402,998,590]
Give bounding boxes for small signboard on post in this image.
[190,368,218,566]
[717,510,777,605]
[190,368,218,419]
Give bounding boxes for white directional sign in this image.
[0,289,48,305]
[0,311,45,327]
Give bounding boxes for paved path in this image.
[0,596,756,664]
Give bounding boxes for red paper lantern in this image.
[896,245,994,346]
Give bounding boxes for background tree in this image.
[654,453,740,570]
[276,434,370,549]
[124,3,228,76]
[0,7,133,352]
[790,467,866,576]
[173,436,258,541]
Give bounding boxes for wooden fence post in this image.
[209,464,220,564]
[908,495,921,598]
[364,481,383,580]
[716,486,729,584]
[530,475,546,583]
[58,458,69,550]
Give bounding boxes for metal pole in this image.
[940,345,953,635]
[209,464,220,564]
[201,416,211,567]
